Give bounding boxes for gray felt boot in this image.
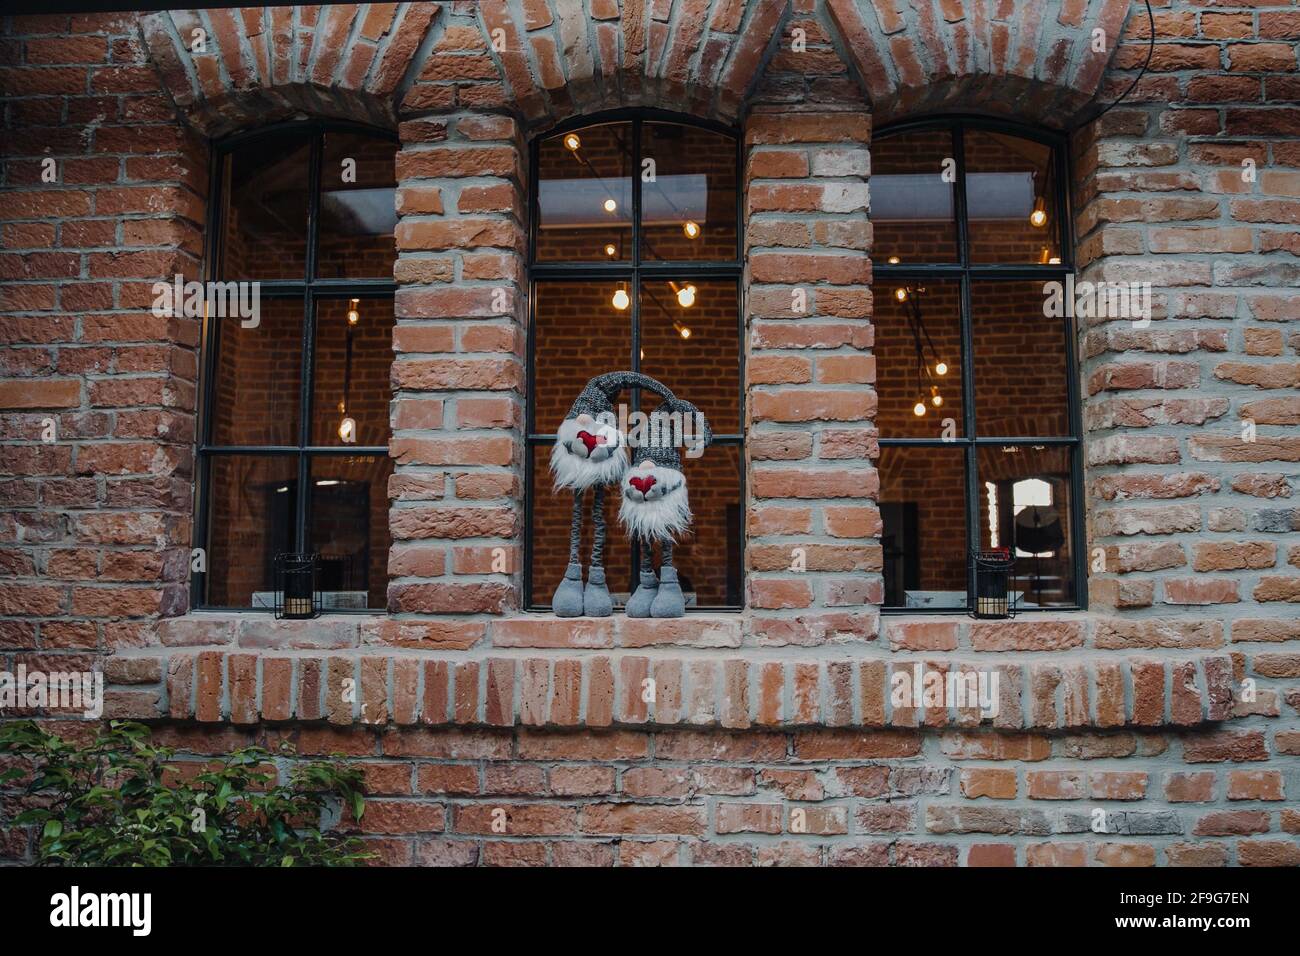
[625,570,659,618]
[650,565,685,618]
[583,566,613,617]
[552,563,585,617]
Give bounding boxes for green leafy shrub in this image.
[0,720,371,866]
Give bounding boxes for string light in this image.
[603,198,617,213]
[887,255,900,264]
[682,220,700,239]
[612,285,630,310]
[931,386,943,408]
[673,321,692,340]
[338,416,356,442]
[1030,197,1047,228]
[675,283,696,308]
[347,298,360,325]
[894,287,908,303]
[935,361,948,376]
[563,133,581,152]
[604,243,617,257]
[913,400,926,417]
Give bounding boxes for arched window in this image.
[526,113,744,610]
[195,123,398,610]
[872,118,1083,612]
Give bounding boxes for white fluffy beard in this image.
[550,439,628,491]
[619,470,691,541]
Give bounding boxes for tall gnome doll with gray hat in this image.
[549,371,675,617]
[618,397,712,618]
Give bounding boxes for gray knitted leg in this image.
[552,490,585,617]
[650,538,684,618]
[583,485,613,617]
[625,538,658,618]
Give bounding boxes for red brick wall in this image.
[2,2,1299,868]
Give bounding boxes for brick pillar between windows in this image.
[386,111,526,639]
[744,109,879,648]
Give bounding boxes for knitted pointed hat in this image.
[564,371,675,421]
[628,395,712,467]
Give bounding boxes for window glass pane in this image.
[663,443,743,607]
[971,281,1070,437]
[205,454,298,607]
[317,131,397,279]
[532,281,633,434]
[309,454,393,610]
[221,129,312,280]
[638,278,739,434]
[641,122,737,261]
[311,296,394,447]
[964,129,1060,264]
[871,128,957,264]
[535,122,632,262]
[529,443,628,606]
[976,445,1076,607]
[874,279,962,438]
[879,446,967,609]
[209,297,303,447]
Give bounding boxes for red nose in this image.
[576,430,605,454]
[629,475,656,495]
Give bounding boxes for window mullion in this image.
[296,132,324,555]
[951,122,970,271]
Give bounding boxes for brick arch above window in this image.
[824,0,1133,127]
[406,0,797,129]
[139,5,439,137]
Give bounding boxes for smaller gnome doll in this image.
[549,371,674,617]
[618,398,712,618]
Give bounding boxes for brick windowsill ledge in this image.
[89,612,1243,732]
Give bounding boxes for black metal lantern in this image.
[971,549,1016,620]
[274,552,320,620]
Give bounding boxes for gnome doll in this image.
[618,398,712,618]
[549,371,675,617]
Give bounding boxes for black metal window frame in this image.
[192,120,398,612]
[523,109,746,612]
[875,115,1087,614]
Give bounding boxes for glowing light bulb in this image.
[676,284,696,308]
[338,417,356,443]
[347,298,360,325]
[563,133,581,152]
[1030,197,1047,228]
[894,287,908,302]
[913,401,926,417]
[674,322,691,339]
[1048,256,1061,265]
[682,220,700,239]
[931,388,943,408]
[604,243,617,257]
[612,287,630,310]
[603,198,617,213]
[935,361,948,376]
[887,255,900,264]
